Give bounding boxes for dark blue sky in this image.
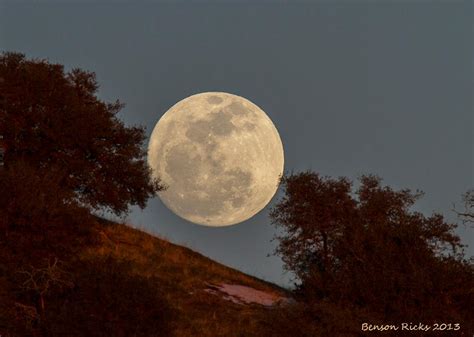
[1,1,471,286]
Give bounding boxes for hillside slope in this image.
[0,217,297,337]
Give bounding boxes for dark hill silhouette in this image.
[0,216,297,337]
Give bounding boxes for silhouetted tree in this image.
[271,172,473,336]
[0,52,162,220]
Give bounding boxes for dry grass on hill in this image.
[86,220,291,337]
[0,217,306,337]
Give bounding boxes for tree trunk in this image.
[36,294,52,337]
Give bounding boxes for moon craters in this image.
[164,143,201,184]
[226,101,249,116]
[186,110,236,141]
[207,95,223,105]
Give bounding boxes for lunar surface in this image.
[148,92,284,227]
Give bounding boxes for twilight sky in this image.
[1,1,471,286]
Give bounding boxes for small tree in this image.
[271,172,473,335]
[17,258,73,337]
[0,52,162,219]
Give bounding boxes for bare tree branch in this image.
[453,189,474,227]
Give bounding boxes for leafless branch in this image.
[17,258,74,296]
[452,190,474,227]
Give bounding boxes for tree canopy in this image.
[271,172,473,335]
[0,52,162,223]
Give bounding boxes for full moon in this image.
[148,92,284,227]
